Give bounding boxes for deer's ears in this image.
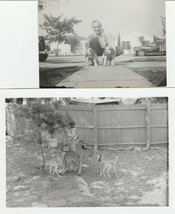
[97,154,102,162]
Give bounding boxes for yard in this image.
[39,55,166,88]
[6,136,168,207]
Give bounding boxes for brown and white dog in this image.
[85,48,99,66]
[103,47,116,66]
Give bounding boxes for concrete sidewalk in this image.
[56,65,153,88]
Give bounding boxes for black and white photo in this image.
[39,0,166,88]
[6,97,168,207]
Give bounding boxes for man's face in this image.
[92,22,102,35]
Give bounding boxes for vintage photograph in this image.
[39,0,166,88]
[6,97,168,207]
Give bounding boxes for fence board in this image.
[6,103,168,149]
[146,103,151,148]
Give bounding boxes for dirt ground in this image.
[6,137,168,207]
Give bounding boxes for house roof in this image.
[70,98,123,105]
[65,33,88,41]
[121,98,136,105]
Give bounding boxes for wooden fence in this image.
[6,103,168,149]
[57,103,168,149]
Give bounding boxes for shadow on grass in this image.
[40,66,83,88]
[129,67,166,86]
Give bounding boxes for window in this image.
[142,41,150,47]
[122,41,131,50]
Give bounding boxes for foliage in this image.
[161,16,166,37]
[6,98,23,104]
[40,14,82,55]
[11,98,73,169]
[66,36,80,53]
[38,0,45,11]
[117,33,121,47]
[135,97,168,104]
[6,98,14,103]
[38,0,57,11]
[138,36,145,43]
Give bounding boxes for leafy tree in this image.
[66,36,80,53]
[40,14,82,56]
[11,99,72,170]
[138,36,145,45]
[117,33,121,47]
[38,0,58,11]
[38,0,45,11]
[135,97,168,104]
[6,98,14,103]
[161,16,166,38]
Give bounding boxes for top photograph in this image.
[38,0,166,88]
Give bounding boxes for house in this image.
[119,32,154,54]
[46,34,88,56]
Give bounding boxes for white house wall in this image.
[49,40,87,55]
[50,42,71,55]
[120,32,154,54]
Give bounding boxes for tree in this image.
[135,97,168,104]
[138,36,145,46]
[66,36,80,53]
[161,16,166,38]
[117,33,121,47]
[38,0,60,11]
[11,99,72,170]
[38,0,45,11]
[40,14,82,56]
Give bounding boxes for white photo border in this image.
[0,88,175,214]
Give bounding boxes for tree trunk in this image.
[56,42,60,56]
[39,143,45,170]
[38,124,45,170]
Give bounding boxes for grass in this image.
[128,67,166,86]
[39,55,166,88]
[40,66,83,88]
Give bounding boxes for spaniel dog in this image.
[85,48,99,66]
[103,47,116,66]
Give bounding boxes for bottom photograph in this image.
[5,97,168,207]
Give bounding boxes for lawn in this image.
[40,66,83,88]
[6,136,168,207]
[128,67,166,86]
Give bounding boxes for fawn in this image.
[97,153,119,179]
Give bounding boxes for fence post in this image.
[146,103,151,148]
[93,105,98,150]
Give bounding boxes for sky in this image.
[39,0,165,38]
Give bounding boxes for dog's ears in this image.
[110,48,115,56]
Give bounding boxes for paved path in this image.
[56,65,153,88]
